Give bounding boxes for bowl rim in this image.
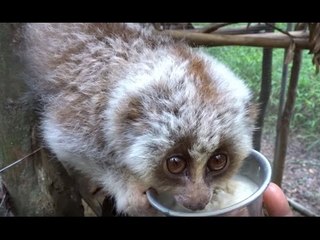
[146,149,272,216]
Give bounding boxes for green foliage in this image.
[205,46,262,98]
[204,46,320,149]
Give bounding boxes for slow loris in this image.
[20,23,257,216]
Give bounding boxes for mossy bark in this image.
[0,23,84,216]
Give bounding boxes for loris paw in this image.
[115,186,162,216]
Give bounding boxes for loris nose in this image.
[183,201,208,211]
[176,182,211,211]
[178,194,210,211]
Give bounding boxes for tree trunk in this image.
[0,23,84,216]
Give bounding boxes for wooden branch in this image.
[214,23,268,35]
[199,23,235,33]
[273,24,293,185]
[187,23,268,35]
[288,198,318,217]
[240,31,307,39]
[162,30,311,49]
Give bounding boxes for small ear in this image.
[118,96,148,136]
[118,96,144,124]
[125,100,144,123]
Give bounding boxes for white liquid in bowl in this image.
[203,175,259,211]
[150,175,259,214]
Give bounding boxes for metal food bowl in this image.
[146,149,271,216]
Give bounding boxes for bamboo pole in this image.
[162,30,310,49]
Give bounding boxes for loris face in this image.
[152,136,246,211]
[104,46,257,214]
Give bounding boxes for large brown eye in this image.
[166,156,186,174]
[207,153,228,172]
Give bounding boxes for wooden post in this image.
[253,24,274,151]
[272,49,302,186]
[0,23,84,216]
[253,47,273,151]
[272,23,304,187]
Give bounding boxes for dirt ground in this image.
[261,134,320,216]
[1,134,319,217]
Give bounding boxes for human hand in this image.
[263,182,293,216]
